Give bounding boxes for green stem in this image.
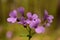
[26,27,36,40]
[29,27,31,40]
[26,27,32,40]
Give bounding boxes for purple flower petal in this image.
[44,10,49,20]
[29,19,40,28]
[17,7,25,15]
[9,10,17,17]
[27,17,41,28]
[32,14,38,19]
[48,15,54,19]
[32,18,41,24]
[27,12,32,19]
[35,26,45,33]
[26,19,31,24]
[7,17,17,23]
[29,21,37,28]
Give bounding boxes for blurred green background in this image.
[0,0,60,40]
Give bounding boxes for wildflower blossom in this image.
[44,10,54,27]
[26,12,41,29]
[29,18,41,28]
[7,10,17,23]
[26,12,41,24]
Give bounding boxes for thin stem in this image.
[29,27,31,40]
[26,26,35,40]
[25,26,36,40]
[25,26,32,40]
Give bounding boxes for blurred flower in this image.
[35,26,45,33]
[6,31,13,39]
[26,12,40,24]
[7,10,17,23]
[26,12,41,28]
[29,18,41,28]
[44,10,54,27]
[9,10,17,18]
[17,7,25,16]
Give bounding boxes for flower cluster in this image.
[44,10,54,27]
[7,7,54,34]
